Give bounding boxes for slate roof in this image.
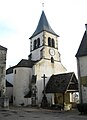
[6,66,15,74]
[6,80,13,87]
[15,59,36,68]
[6,59,37,74]
[76,31,87,57]
[30,11,59,39]
[0,45,7,51]
[45,72,78,93]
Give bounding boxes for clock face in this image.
[49,49,55,56]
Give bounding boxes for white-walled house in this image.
[6,11,78,109]
[76,24,87,103]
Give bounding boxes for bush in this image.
[77,103,87,114]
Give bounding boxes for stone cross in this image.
[41,74,47,95]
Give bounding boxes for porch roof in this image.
[45,72,78,93]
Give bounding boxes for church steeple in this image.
[30,11,59,39]
[29,11,61,62]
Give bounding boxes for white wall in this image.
[13,67,33,106]
[34,59,66,104]
[78,56,87,103]
[43,32,60,61]
[36,77,54,105]
[30,32,44,61]
[79,56,87,76]
[34,59,66,80]
[24,98,31,106]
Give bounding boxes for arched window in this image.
[52,39,55,48]
[48,37,55,48]
[37,38,40,48]
[48,37,51,47]
[34,39,37,50]
[33,38,40,50]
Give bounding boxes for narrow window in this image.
[14,70,16,74]
[48,37,51,46]
[30,41,32,51]
[34,40,36,50]
[51,57,54,63]
[37,38,40,48]
[36,40,38,48]
[52,38,55,48]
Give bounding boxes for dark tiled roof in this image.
[30,11,59,39]
[6,66,15,74]
[6,80,13,87]
[6,59,37,74]
[0,45,7,51]
[76,31,87,57]
[15,59,36,68]
[45,72,78,93]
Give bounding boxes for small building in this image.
[45,72,78,110]
[76,24,87,103]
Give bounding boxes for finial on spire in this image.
[42,2,44,10]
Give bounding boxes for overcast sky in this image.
[0,0,87,76]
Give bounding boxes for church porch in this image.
[45,72,79,110]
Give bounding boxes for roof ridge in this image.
[0,45,7,51]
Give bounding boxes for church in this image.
[6,10,78,110]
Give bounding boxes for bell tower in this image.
[29,11,61,63]
[28,11,66,105]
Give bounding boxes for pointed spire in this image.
[76,24,87,57]
[30,11,59,39]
